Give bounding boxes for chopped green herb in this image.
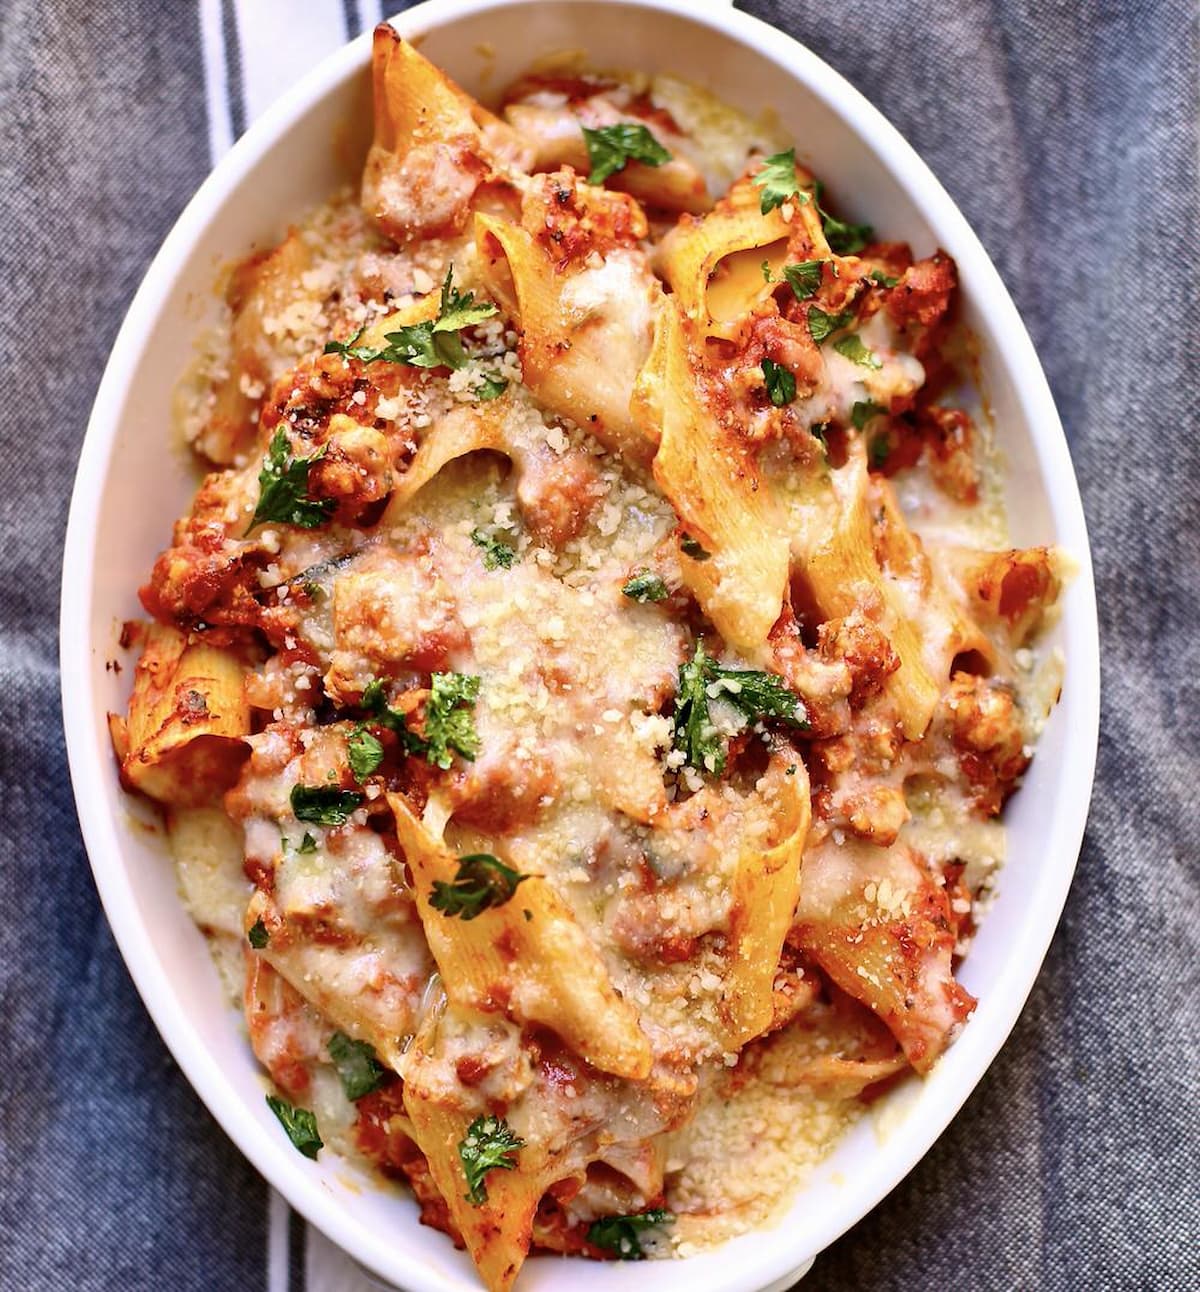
[810,421,830,445]
[347,725,384,781]
[423,673,481,769]
[247,918,269,950]
[709,667,810,726]
[290,784,364,826]
[868,269,899,288]
[325,319,440,368]
[672,643,809,775]
[430,853,528,921]
[673,644,725,775]
[833,333,882,369]
[358,677,439,761]
[298,832,318,855]
[323,267,497,373]
[350,675,472,768]
[587,1209,674,1260]
[471,528,517,570]
[327,1032,389,1101]
[321,323,367,357]
[360,677,410,734]
[807,307,855,345]
[474,373,508,402]
[782,259,824,301]
[248,428,336,532]
[851,400,885,431]
[680,534,711,561]
[820,206,874,255]
[266,1095,323,1160]
[358,680,425,759]
[434,268,501,334]
[752,148,809,215]
[622,571,669,603]
[760,260,774,283]
[869,435,892,469]
[458,1115,525,1204]
[582,122,671,186]
[761,357,797,407]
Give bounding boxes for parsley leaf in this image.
[673,643,727,774]
[710,668,810,727]
[321,322,388,361]
[322,323,368,357]
[298,832,318,855]
[760,260,774,283]
[325,320,440,367]
[290,784,364,826]
[622,571,669,603]
[680,534,711,561]
[324,267,497,374]
[471,528,516,570]
[868,268,899,287]
[752,148,810,215]
[869,435,892,468]
[833,333,882,369]
[807,306,855,345]
[248,428,336,532]
[327,1032,389,1101]
[582,122,672,185]
[820,206,874,255]
[266,1095,323,1160]
[458,1115,525,1204]
[435,267,500,333]
[384,322,447,367]
[360,678,411,735]
[347,726,383,781]
[359,678,430,758]
[762,358,797,407]
[672,643,809,775]
[474,373,508,402]
[247,918,269,950]
[358,675,481,769]
[782,259,824,301]
[851,399,885,431]
[423,673,481,769]
[587,1209,674,1260]
[430,853,528,920]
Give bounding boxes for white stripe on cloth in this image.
[230,0,350,124]
[306,1224,397,1292]
[197,0,234,165]
[267,1188,291,1292]
[198,3,401,1287]
[355,0,385,30]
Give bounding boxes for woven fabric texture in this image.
[0,1,1194,1288]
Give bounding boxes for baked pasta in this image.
[111,25,1067,1290]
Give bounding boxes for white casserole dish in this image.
[60,2,1101,1289]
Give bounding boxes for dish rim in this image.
[60,1,1101,1289]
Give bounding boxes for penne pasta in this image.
[113,623,249,806]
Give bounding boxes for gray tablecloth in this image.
[2,1,1195,1288]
